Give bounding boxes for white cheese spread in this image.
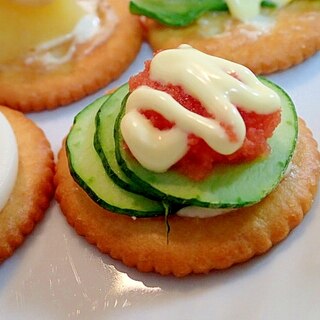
[0,112,19,212]
[25,0,118,67]
[177,206,235,218]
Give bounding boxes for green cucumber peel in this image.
[130,0,278,27]
[163,202,171,244]
[94,84,142,194]
[66,95,165,217]
[114,77,298,209]
[94,83,168,201]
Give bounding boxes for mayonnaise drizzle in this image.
[225,0,293,21]
[121,45,280,173]
[0,112,19,212]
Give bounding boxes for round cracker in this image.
[55,118,319,277]
[143,0,320,74]
[0,106,54,262]
[0,0,142,112]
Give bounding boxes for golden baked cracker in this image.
[143,0,320,74]
[55,118,319,277]
[0,106,54,262]
[0,0,142,112]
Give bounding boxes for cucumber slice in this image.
[66,95,165,217]
[115,78,298,208]
[94,84,146,195]
[129,0,277,27]
[130,0,227,27]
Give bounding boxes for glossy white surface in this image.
[0,44,319,320]
[0,112,18,211]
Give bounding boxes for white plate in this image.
[0,44,319,320]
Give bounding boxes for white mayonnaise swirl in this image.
[225,0,293,21]
[25,0,118,67]
[121,45,280,173]
[0,112,19,212]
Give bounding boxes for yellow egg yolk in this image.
[0,0,85,64]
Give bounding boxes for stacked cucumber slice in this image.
[66,92,165,217]
[129,0,277,27]
[66,79,297,218]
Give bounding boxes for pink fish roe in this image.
[129,60,281,180]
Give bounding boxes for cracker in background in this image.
[55,119,320,277]
[0,106,54,262]
[143,0,320,74]
[0,0,142,112]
